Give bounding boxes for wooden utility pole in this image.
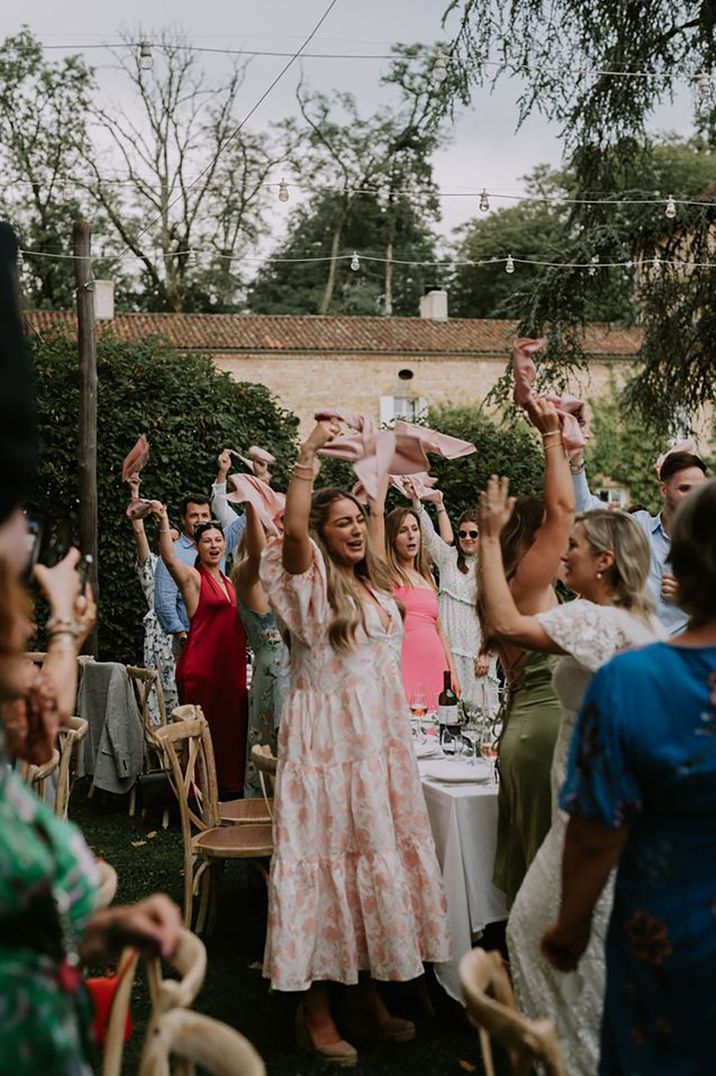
[73,220,99,655]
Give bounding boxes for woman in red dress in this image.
[153,506,248,799]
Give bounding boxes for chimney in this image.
[419,288,448,321]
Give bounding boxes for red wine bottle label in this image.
[437,704,458,726]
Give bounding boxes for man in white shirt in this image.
[570,448,708,635]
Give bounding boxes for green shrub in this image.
[30,332,298,661]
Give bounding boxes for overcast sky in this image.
[2,0,696,243]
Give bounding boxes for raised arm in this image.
[283,420,340,575]
[150,502,200,609]
[510,398,575,602]
[409,487,452,569]
[569,449,603,512]
[434,492,454,545]
[211,449,240,529]
[127,475,150,566]
[35,549,97,718]
[478,476,566,653]
[233,502,266,603]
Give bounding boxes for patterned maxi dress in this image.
[259,539,451,991]
[135,553,178,723]
[506,601,663,1075]
[561,642,716,1076]
[417,508,499,713]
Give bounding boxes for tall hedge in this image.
[30,332,298,661]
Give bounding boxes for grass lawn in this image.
[71,783,496,1075]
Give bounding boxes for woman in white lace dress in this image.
[406,485,498,713]
[479,475,665,1075]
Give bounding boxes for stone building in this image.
[25,302,642,434]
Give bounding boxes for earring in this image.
[596,571,603,579]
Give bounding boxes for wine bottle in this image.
[437,670,459,750]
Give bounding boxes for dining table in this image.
[418,754,508,1001]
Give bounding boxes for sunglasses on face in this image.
[459,529,479,540]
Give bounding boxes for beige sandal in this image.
[295,1002,358,1068]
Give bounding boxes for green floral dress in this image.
[0,756,99,1075]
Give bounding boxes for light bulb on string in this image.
[505,254,515,274]
[588,254,599,276]
[652,253,662,275]
[350,251,360,272]
[277,178,289,203]
[478,188,490,212]
[187,248,199,268]
[665,195,677,219]
[138,41,153,71]
[432,48,449,84]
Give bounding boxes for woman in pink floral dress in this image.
[259,418,450,1068]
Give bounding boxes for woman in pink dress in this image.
[259,419,450,1068]
[383,507,459,708]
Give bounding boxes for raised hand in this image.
[478,476,516,540]
[525,396,561,435]
[302,417,342,455]
[34,548,81,621]
[217,449,231,479]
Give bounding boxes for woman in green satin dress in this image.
[477,395,574,907]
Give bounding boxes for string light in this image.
[350,250,360,271]
[277,178,290,203]
[478,188,490,212]
[187,248,199,267]
[431,48,448,84]
[138,41,153,71]
[588,254,599,276]
[505,254,515,274]
[652,253,662,275]
[665,195,677,219]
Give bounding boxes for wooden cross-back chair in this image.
[100,947,140,1076]
[126,666,169,824]
[152,716,273,934]
[459,949,566,1076]
[139,1009,266,1076]
[146,928,207,1022]
[19,748,60,802]
[171,705,275,827]
[95,858,118,910]
[55,715,89,818]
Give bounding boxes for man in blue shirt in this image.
[570,448,708,635]
[154,491,245,653]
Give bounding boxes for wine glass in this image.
[409,682,428,739]
[460,704,481,765]
[478,720,499,783]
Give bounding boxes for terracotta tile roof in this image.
[23,310,642,357]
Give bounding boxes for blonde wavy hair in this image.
[576,510,653,622]
[384,507,436,590]
[310,488,393,653]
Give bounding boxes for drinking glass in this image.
[460,704,482,765]
[409,682,427,738]
[478,720,499,783]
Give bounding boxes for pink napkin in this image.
[512,338,589,455]
[315,411,475,500]
[226,473,285,535]
[121,434,149,481]
[126,498,154,521]
[390,472,442,504]
[654,439,697,478]
[229,445,276,478]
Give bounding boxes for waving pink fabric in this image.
[229,445,276,478]
[126,498,154,521]
[226,473,285,535]
[654,439,697,478]
[512,338,589,455]
[390,472,442,504]
[121,434,149,481]
[315,410,475,500]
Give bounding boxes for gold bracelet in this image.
[293,461,314,472]
[544,441,565,452]
[292,472,314,482]
[541,431,562,441]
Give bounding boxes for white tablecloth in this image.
[419,759,507,1000]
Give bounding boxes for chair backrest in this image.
[459,948,566,1076]
[55,715,89,817]
[101,947,140,1076]
[19,747,60,800]
[95,859,118,910]
[153,716,221,834]
[139,1009,266,1076]
[126,665,167,734]
[146,928,208,1018]
[249,744,277,811]
[170,703,203,723]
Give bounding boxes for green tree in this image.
[29,333,298,661]
[444,1,716,427]
[0,28,95,308]
[248,189,438,315]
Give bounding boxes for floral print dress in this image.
[561,642,716,1076]
[0,757,99,1074]
[259,539,451,992]
[136,554,178,722]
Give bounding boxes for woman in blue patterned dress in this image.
[543,477,716,1075]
